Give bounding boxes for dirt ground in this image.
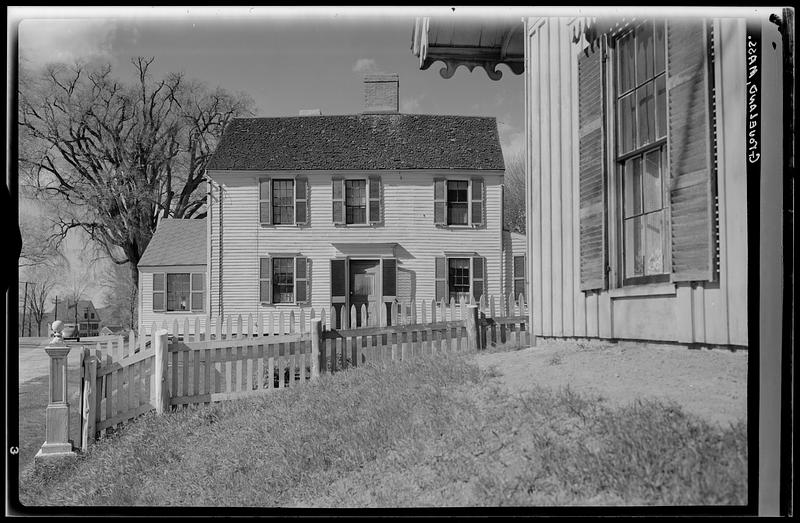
[473,338,748,428]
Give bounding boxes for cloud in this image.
[352,58,378,73]
[497,117,525,162]
[400,96,421,113]
[18,19,117,68]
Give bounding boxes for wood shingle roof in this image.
[138,219,207,268]
[207,114,505,172]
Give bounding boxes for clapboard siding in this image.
[502,230,528,297]
[526,16,748,346]
[206,170,505,320]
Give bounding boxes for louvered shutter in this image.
[578,42,607,291]
[259,178,271,225]
[435,256,447,302]
[295,177,308,225]
[259,257,271,304]
[470,178,485,226]
[368,176,382,224]
[667,19,716,282]
[382,258,397,300]
[433,178,447,225]
[332,178,345,225]
[153,273,165,312]
[295,257,309,304]
[471,256,485,302]
[330,259,347,305]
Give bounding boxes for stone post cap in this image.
[49,320,64,345]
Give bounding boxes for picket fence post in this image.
[153,329,170,414]
[81,346,97,452]
[465,304,480,351]
[311,318,321,379]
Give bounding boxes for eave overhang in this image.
[411,17,524,81]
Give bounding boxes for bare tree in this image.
[25,265,59,336]
[504,149,526,233]
[99,258,138,331]
[18,57,254,290]
[18,207,65,269]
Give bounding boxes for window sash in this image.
[271,257,295,304]
[447,257,470,302]
[345,180,367,224]
[271,179,295,225]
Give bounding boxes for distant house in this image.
[137,218,207,332]
[138,74,525,332]
[99,325,127,336]
[48,299,101,337]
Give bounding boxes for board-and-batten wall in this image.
[525,17,748,346]
[207,170,505,319]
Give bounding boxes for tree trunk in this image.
[129,261,139,332]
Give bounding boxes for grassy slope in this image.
[18,353,747,507]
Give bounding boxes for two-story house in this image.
[138,74,515,331]
[49,299,101,337]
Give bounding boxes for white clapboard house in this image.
[138,74,525,331]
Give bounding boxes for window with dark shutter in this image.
[259,257,271,304]
[332,178,345,225]
[470,178,484,226]
[578,39,607,291]
[615,21,669,285]
[295,177,308,225]
[259,178,271,226]
[153,273,165,311]
[272,180,295,225]
[433,179,446,226]
[666,19,715,282]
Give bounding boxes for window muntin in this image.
[447,181,469,225]
[166,273,191,311]
[448,258,470,302]
[616,21,668,284]
[272,257,295,304]
[272,180,295,225]
[345,180,367,224]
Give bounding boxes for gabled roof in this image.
[207,114,505,172]
[50,299,98,316]
[138,218,207,268]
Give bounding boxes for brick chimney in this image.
[363,73,398,114]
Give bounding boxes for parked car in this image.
[62,323,80,342]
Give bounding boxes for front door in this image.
[349,260,380,327]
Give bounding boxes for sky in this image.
[12,6,525,308]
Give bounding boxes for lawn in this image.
[18,351,747,507]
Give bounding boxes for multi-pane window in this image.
[345,180,367,224]
[447,181,469,225]
[272,257,295,304]
[616,20,668,282]
[153,273,204,312]
[272,180,295,225]
[448,258,471,302]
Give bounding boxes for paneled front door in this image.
[349,260,380,327]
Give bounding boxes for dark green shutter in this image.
[368,176,382,224]
[435,256,447,302]
[259,178,271,225]
[578,42,607,291]
[259,257,271,304]
[470,178,484,226]
[295,177,308,225]
[667,19,716,282]
[471,256,485,302]
[330,259,347,303]
[332,178,344,225]
[433,179,446,225]
[153,273,165,312]
[382,258,397,299]
[295,257,309,304]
